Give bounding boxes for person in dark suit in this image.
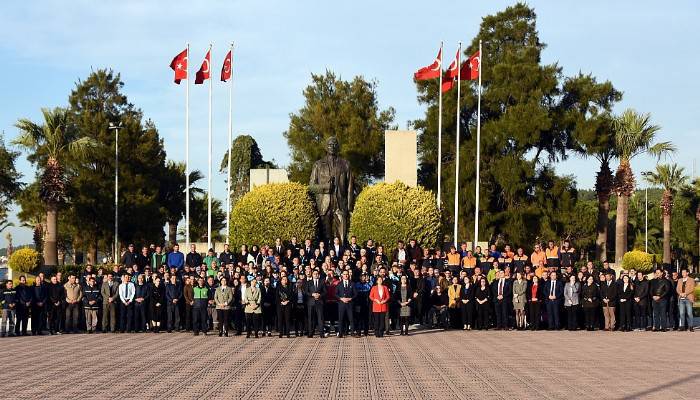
[305,270,327,338]
[490,270,512,330]
[527,275,543,330]
[276,276,293,338]
[632,271,649,331]
[335,269,356,337]
[543,272,563,330]
[260,277,276,336]
[618,274,634,331]
[600,271,618,331]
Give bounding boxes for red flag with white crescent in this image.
[169,48,188,84]
[459,50,480,80]
[195,49,211,84]
[221,50,233,82]
[414,47,442,81]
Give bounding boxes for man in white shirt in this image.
[118,275,135,333]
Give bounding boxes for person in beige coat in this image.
[215,278,234,337]
[244,278,261,338]
[676,269,695,331]
[64,275,83,333]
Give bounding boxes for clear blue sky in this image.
[1,0,698,246]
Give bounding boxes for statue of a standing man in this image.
[309,136,354,244]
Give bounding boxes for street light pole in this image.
[645,186,648,253]
[109,122,122,264]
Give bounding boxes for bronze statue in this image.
[309,136,354,244]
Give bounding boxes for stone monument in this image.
[309,136,354,244]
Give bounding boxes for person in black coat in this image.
[305,270,326,338]
[31,278,48,335]
[543,272,564,330]
[335,270,356,337]
[490,270,512,330]
[650,269,671,331]
[460,276,475,330]
[527,275,543,330]
[260,278,276,336]
[47,276,63,335]
[133,275,150,332]
[14,276,32,336]
[632,272,649,330]
[149,276,166,333]
[600,272,618,331]
[292,277,307,336]
[581,276,599,331]
[429,285,449,329]
[618,275,634,331]
[474,277,491,330]
[276,276,294,338]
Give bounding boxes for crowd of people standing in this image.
[1,237,696,338]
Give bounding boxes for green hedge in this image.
[621,250,654,273]
[229,182,318,248]
[349,182,441,251]
[8,248,40,273]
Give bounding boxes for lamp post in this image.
[641,171,650,254]
[108,122,122,263]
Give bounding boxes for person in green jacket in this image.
[203,248,219,270]
[192,277,209,336]
[151,245,167,271]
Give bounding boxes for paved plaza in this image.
[1,330,698,399]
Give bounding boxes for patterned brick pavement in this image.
[0,330,698,399]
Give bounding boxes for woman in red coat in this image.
[369,276,391,337]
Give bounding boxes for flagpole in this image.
[226,42,234,245]
[473,40,482,252]
[453,41,461,247]
[185,42,191,251]
[437,41,443,210]
[207,43,213,251]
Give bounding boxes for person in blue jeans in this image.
[676,269,695,332]
[650,269,671,332]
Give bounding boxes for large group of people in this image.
[1,237,696,338]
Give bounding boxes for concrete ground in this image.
[0,329,698,399]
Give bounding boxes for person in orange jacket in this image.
[369,276,391,337]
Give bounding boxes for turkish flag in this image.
[441,79,455,93]
[221,50,233,82]
[169,48,188,84]
[414,48,441,81]
[459,50,480,80]
[195,50,211,84]
[444,50,459,80]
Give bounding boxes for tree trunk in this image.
[87,240,98,265]
[168,220,178,246]
[596,196,609,262]
[615,193,629,264]
[44,204,58,267]
[662,212,671,265]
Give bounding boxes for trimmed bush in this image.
[229,182,318,248]
[349,182,441,251]
[621,250,653,273]
[8,248,40,273]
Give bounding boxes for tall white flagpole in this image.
[437,41,443,210]
[207,43,213,251]
[226,42,234,245]
[453,42,461,247]
[473,40,482,252]
[185,43,191,251]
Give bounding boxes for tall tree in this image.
[219,135,275,209]
[612,109,673,263]
[14,108,97,266]
[0,133,22,229]
[67,69,168,261]
[683,178,700,264]
[643,164,687,264]
[159,161,203,245]
[16,180,45,253]
[414,3,579,245]
[284,71,396,186]
[564,73,622,261]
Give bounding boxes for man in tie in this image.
[490,270,511,330]
[335,270,356,337]
[544,271,562,330]
[601,271,618,331]
[305,269,327,338]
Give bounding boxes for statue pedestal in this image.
[385,130,417,187]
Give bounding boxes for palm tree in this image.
[158,161,203,246]
[642,164,687,265]
[682,178,700,265]
[612,109,674,263]
[14,108,97,267]
[589,148,615,261]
